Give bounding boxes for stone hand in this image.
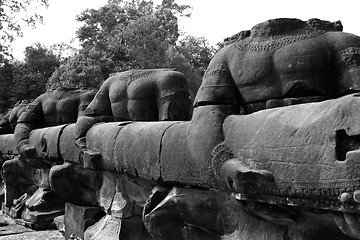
[334,212,360,239]
[19,143,54,168]
[19,143,36,159]
[219,158,274,193]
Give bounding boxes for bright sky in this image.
[11,0,360,60]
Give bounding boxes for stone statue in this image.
[2,87,97,228]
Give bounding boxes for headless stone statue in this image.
[2,87,96,228]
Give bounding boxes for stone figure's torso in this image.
[215,19,360,109]
[101,69,189,120]
[41,88,96,126]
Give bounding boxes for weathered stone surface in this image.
[0,211,63,239]
[85,121,179,179]
[84,215,122,240]
[28,124,67,167]
[42,93,360,215]
[59,123,79,163]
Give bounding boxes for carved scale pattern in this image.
[203,64,232,79]
[159,88,189,103]
[47,88,95,100]
[338,47,360,67]
[234,29,326,52]
[127,68,177,85]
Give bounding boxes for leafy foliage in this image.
[0,60,15,110]
[177,35,215,75]
[47,50,104,89]
[0,0,49,62]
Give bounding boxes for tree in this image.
[48,0,193,89]
[47,50,104,89]
[11,43,61,101]
[0,0,49,62]
[0,60,15,110]
[76,0,191,69]
[49,42,77,61]
[48,0,216,98]
[165,46,202,102]
[177,35,215,75]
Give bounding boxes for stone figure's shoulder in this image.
[221,18,347,53]
[107,68,179,86]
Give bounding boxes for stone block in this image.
[64,202,105,240]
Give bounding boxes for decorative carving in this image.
[338,47,360,67]
[128,68,176,84]
[234,29,326,52]
[159,88,189,103]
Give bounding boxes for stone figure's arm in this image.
[75,83,113,143]
[14,100,45,159]
[189,46,273,194]
[77,90,97,118]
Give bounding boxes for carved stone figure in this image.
[2,87,96,228]
[15,87,97,165]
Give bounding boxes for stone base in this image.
[2,196,65,230]
[64,202,105,240]
[84,215,153,240]
[19,207,65,230]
